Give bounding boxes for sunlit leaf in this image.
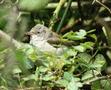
[63,72,73,81]
[67,77,82,90]
[22,74,37,81]
[90,54,106,71]
[100,80,111,90]
[92,81,102,90]
[89,34,97,42]
[63,48,77,59]
[78,53,92,63]
[63,29,87,40]
[19,0,50,11]
[42,74,55,81]
[56,79,69,87]
[15,49,33,71]
[73,42,94,52]
[74,45,86,52]
[12,67,22,74]
[81,70,99,81]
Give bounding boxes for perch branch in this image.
[49,0,66,30]
[95,0,111,14]
[0,30,21,48]
[83,75,111,84]
[56,0,73,33]
[46,1,111,9]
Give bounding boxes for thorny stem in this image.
[49,0,66,30]
[53,0,66,18]
[95,0,111,14]
[56,0,73,33]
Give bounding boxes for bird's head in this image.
[27,24,52,41]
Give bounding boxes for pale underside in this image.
[30,35,64,54]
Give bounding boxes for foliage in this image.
[0,0,111,90]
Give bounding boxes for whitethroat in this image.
[26,24,66,54]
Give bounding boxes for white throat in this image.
[30,35,56,52]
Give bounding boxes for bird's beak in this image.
[25,32,34,36]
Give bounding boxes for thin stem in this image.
[49,0,66,30]
[95,0,111,14]
[0,0,4,4]
[56,0,73,33]
[77,0,84,22]
[83,75,111,84]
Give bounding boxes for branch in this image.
[49,0,66,30]
[47,2,77,9]
[95,0,111,14]
[83,75,111,84]
[56,0,73,33]
[46,1,111,9]
[0,30,21,48]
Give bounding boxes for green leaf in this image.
[73,45,86,52]
[81,70,99,81]
[89,34,97,42]
[63,72,73,81]
[15,49,32,71]
[63,48,77,58]
[12,67,22,74]
[23,74,37,81]
[90,54,106,70]
[73,42,94,52]
[67,77,82,90]
[63,29,87,40]
[92,81,102,90]
[22,44,42,62]
[42,74,55,81]
[56,79,69,87]
[76,29,87,37]
[0,8,8,28]
[100,80,111,90]
[28,52,38,62]
[82,42,94,49]
[38,66,48,73]
[19,0,50,11]
[78,53,92,63]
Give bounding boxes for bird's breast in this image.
[30,36,56,52]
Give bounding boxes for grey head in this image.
[30,24,49,37]
[28,24,53,41]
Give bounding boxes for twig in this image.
[0,30,21,48]
[99,46,111,50]
[47,2,77,9]
[47,1,111,9]
[83,75,111,84]
[96,17,111,47]
[89,41,102,63]
[56,0,73,33]
[49,0,66,30]
[0,0,4,4]
[95,0,111,14]
[53,0,66,18]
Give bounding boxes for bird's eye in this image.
[37,31,40,33]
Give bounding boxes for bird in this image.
[26,24,65,54]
